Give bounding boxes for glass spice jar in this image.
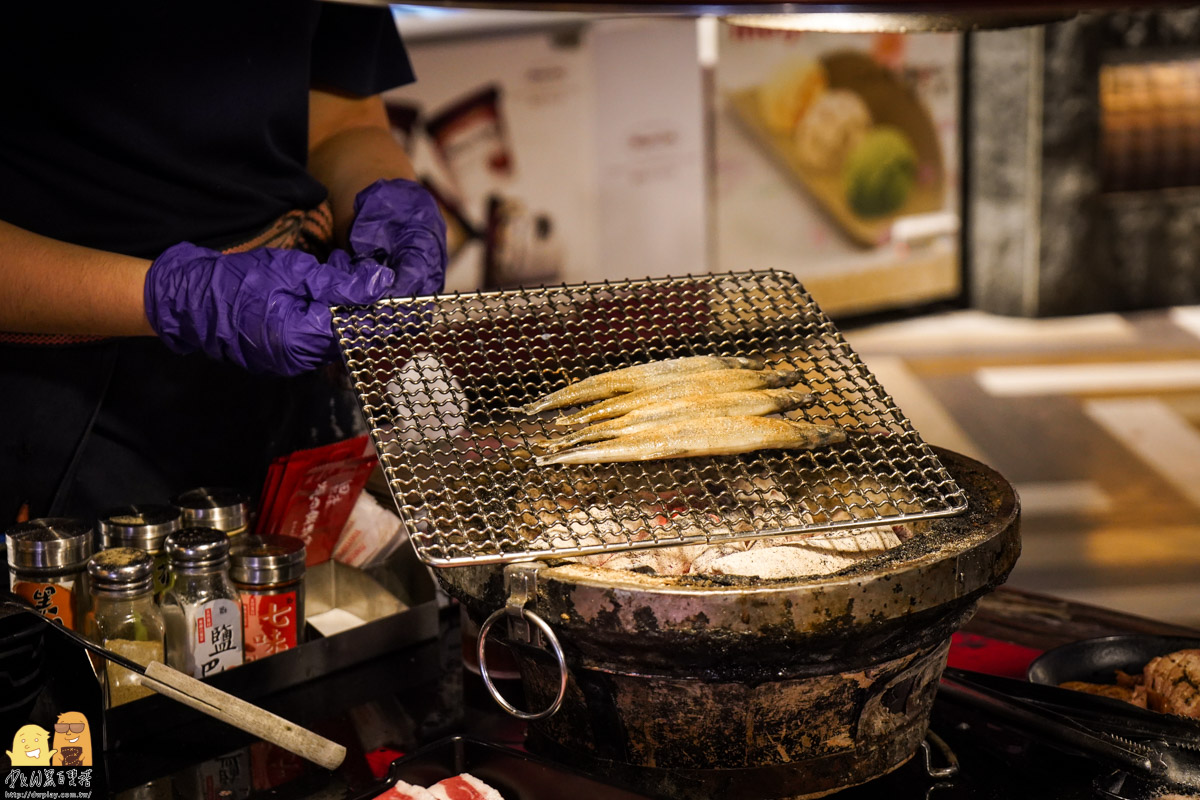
[230,535,306,662]
[86,547,165,707]
[162,528,244,678]
[6,518,93,630]
[97,504,181,600]
[172,487,250,537]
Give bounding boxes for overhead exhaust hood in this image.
[362,1,1194,32]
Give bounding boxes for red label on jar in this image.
[13,581,74,629]
[240,590,298,662]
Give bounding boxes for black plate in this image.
[1027,634,1200,686]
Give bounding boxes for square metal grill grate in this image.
[332,270,967,567]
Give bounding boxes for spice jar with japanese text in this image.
[87,548,165,706]
[162,528,243,679]
[230,535,306,662]
[172,487,249,537]
[97,504,181,600]
[6,518,93,630]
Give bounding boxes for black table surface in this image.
[99,587,1200,800]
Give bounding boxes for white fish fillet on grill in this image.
[701,545,863,579]
[536,415,845,465]
[541,388,817,452]
[523,355,765,414]
[698,523,907,578]
[591,545,705,575]
[686,541,757,574]
[555,370,806,427]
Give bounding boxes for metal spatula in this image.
[0,597,345,770]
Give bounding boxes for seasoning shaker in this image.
[86,547,165,706]
[97,504,182,599]
[162,528,244,678]
[230,535,306,662]
[6,518,93,630]
[173,487,250,537]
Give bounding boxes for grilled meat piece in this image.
[1143,649,1200,718]
[1058,681,1145,707]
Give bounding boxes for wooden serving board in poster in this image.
[728,50,946,248]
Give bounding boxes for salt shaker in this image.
[162,528,244,678]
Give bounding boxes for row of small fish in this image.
[521,355,764,415]
[537,415,846,465]
[524,355,845,465]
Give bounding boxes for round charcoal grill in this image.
[439,449,1019,800]
[332,272,1014,798]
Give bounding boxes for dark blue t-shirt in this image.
[0,2,415,258]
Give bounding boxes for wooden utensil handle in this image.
[137,661,346,770]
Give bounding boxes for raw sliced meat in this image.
[373,780,438,800]
[428,772,505,800]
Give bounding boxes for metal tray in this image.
[332,270,967,567]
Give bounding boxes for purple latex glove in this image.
[348,178,447,296]
[145,244,399,376]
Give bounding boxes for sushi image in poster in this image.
[714,26,961,318]
[727,49,946,247]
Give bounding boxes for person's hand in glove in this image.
[145,244,404,377]
[348,178,448,297]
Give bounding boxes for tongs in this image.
[939,666,1200,791]
[1,598,345,770]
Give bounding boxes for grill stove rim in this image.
[441,447,1021,636]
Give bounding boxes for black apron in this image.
[0,202,362,523]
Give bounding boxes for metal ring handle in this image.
[476,606,568,721]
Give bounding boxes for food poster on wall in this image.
[383,28,594,293]
[714,25,962,318]
[385,17,708,292]
[590,19,708,281]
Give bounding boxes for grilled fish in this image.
[555,369,805,427]
[535,415,845,465]
[541,388,817,452]
[522,355,764,415]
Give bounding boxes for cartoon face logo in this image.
[51,711,92,767]
[6,723,56,766]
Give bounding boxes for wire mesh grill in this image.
[332,270,967,567]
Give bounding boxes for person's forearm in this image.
[0,219,154,336]
[308,89,417,246]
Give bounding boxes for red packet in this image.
[256,459,287,534]
[261,452,318,536]
[257,436,373,536]
[277,456,377,566]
